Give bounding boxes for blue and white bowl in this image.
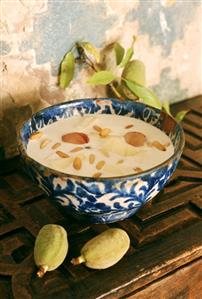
[18,98,185,223]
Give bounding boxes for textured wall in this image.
[1,0,202,157]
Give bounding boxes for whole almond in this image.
[93,125,102,133]
[124,131,146,147]
[117,159,124,164]
[30,131,43,140]
[89,154,95,164]
[52,142,61,150]
[151,141,166,151]
[96,160,105,170]
[93,172,102,178]
[70,147,83,153]
[40,138,51,149]
[62,132,89,144]
[99,128,111,138]
[56,151,70,158]
[73,157,82,170]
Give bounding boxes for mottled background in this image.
[1,0,202,158]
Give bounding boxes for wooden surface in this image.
[126,259,202,299]
[0,96,202,299]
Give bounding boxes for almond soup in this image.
[27,114,174,178]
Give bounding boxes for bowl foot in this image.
[60,205,140,224]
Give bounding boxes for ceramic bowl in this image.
[18,98,185,223]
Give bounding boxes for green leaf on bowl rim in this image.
[124,79,162,109]
[87,70,117,85]
[162,100,171,115]
[175,110,189,122]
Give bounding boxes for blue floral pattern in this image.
[18,98,184,223]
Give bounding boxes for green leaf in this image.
[120,36,136,68]
[175,110,189,122]
[124,79,161,109]
[162,100,171,115]
[114,42,125,65]
[79,42,100,63]
[122,60,146,86]
[120,48,133,68]
[59,52,75,88]
[87,71,117,85]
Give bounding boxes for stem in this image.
[37,265,48,278]
[109,83,124,100]
[85,57,99,72]
[86,59,124,100]
[79,48,124,100]
[71,255,86,265]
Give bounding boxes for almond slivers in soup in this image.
[27,115,174,178]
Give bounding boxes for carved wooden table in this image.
[0,96,202,299]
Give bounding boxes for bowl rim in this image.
[17,97,185,181]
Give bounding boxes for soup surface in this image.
[27,114,174,178]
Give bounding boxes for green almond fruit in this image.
[122,59,146,86]
[34,224,68,277]
[71,228,130,269]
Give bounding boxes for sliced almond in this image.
[93,125,102,133]
[70,147,83,153]
[89,154,95,164]
[30,131,43,140]
[134,167,143,173]
[124,131,146,147]
[100,148,110,158]
[117,159,124,164]
[56,151,70,158]
[73,156,82,170]
[96,160,105,170]
[52,142,61,150]
[99,128,111,138]
[62,132,89,144]
[125,124,134,129]
[151,141,166,151]
[93,172,102,178]
[40,138,51,149]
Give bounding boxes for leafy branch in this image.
[58,38,188,122]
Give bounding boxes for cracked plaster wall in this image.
[0,0,202,157]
